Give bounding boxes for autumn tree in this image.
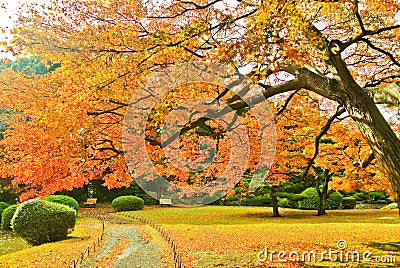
[263,91,389,215]
[0,0,399,209]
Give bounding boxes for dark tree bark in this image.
[327,49,400,216]
[315,169,333,216]
[271,186,281,217]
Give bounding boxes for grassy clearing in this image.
[123,206,400,267]
[0,217,103,268]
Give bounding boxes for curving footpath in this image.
[79,215,164,268]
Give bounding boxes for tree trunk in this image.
[317,197,326,216]
[316,182,326,216]
[316,187,327,216]
[328,52,400,215]
[271,186,281,217]
[315,170,331,216]
[397,198,400,217]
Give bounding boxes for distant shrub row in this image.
[298,188,344,210]
[1,193,145,246]
[220,188,358,210]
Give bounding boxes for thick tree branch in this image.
[156,77,307,147]
[365,83,400,105]
[361,150,375,168]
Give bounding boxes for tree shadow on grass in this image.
[366,241,400,252]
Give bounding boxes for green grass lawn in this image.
[121,206,400,267]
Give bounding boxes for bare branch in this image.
[276,90,300,115]
[156,77,306,147]
[303,106,346,177]
[360,38,400,68]
[341,25,400,52]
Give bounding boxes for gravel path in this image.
[79,216,164,268]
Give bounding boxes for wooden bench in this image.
[159,198,172,207]
[83,198,97,208]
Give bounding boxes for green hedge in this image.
[225,195,240,202]
[278,197,289,208]
[0,202,10,222]
[343,197,357,209]
[73,180,159,204]
[44,195,79,214]
[368,191,386,201]
[240,195,271,206]
[112,196,144,212]
[298,188,319,210]
[1,204,18,230]
[298,187,343,210]
[352,192,368,201]
[11,199,76,245]
[326,192,343,209]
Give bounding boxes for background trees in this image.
[0,0,398,208]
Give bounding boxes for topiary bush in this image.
[343,197,357,209]
[0,202,10,222]
[11,199,76,245]
[298,188,319,210]
[240,195,271,206]
[275,193,304,208]
[1,204,18,230]
[277,197,289,208]
[298,188,343,210]
[44,195,79,214]
[112,195,144,212]
[326,192,343,209]
[368,191,386,201]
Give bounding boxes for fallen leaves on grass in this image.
[0,217,103,268]
[127,207,400,267]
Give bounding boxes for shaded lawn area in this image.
[121,206,400,267]
[0,217,103,268]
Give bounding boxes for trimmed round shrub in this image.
[0,202,10,222]
[11,199,76,245]
[112,196,144,212]
[343,197,357,209]
[298,188,319,210]
[326,192,343,209]
[1,204,18,230]
[44,195,79,214]
[241,195,271,206]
